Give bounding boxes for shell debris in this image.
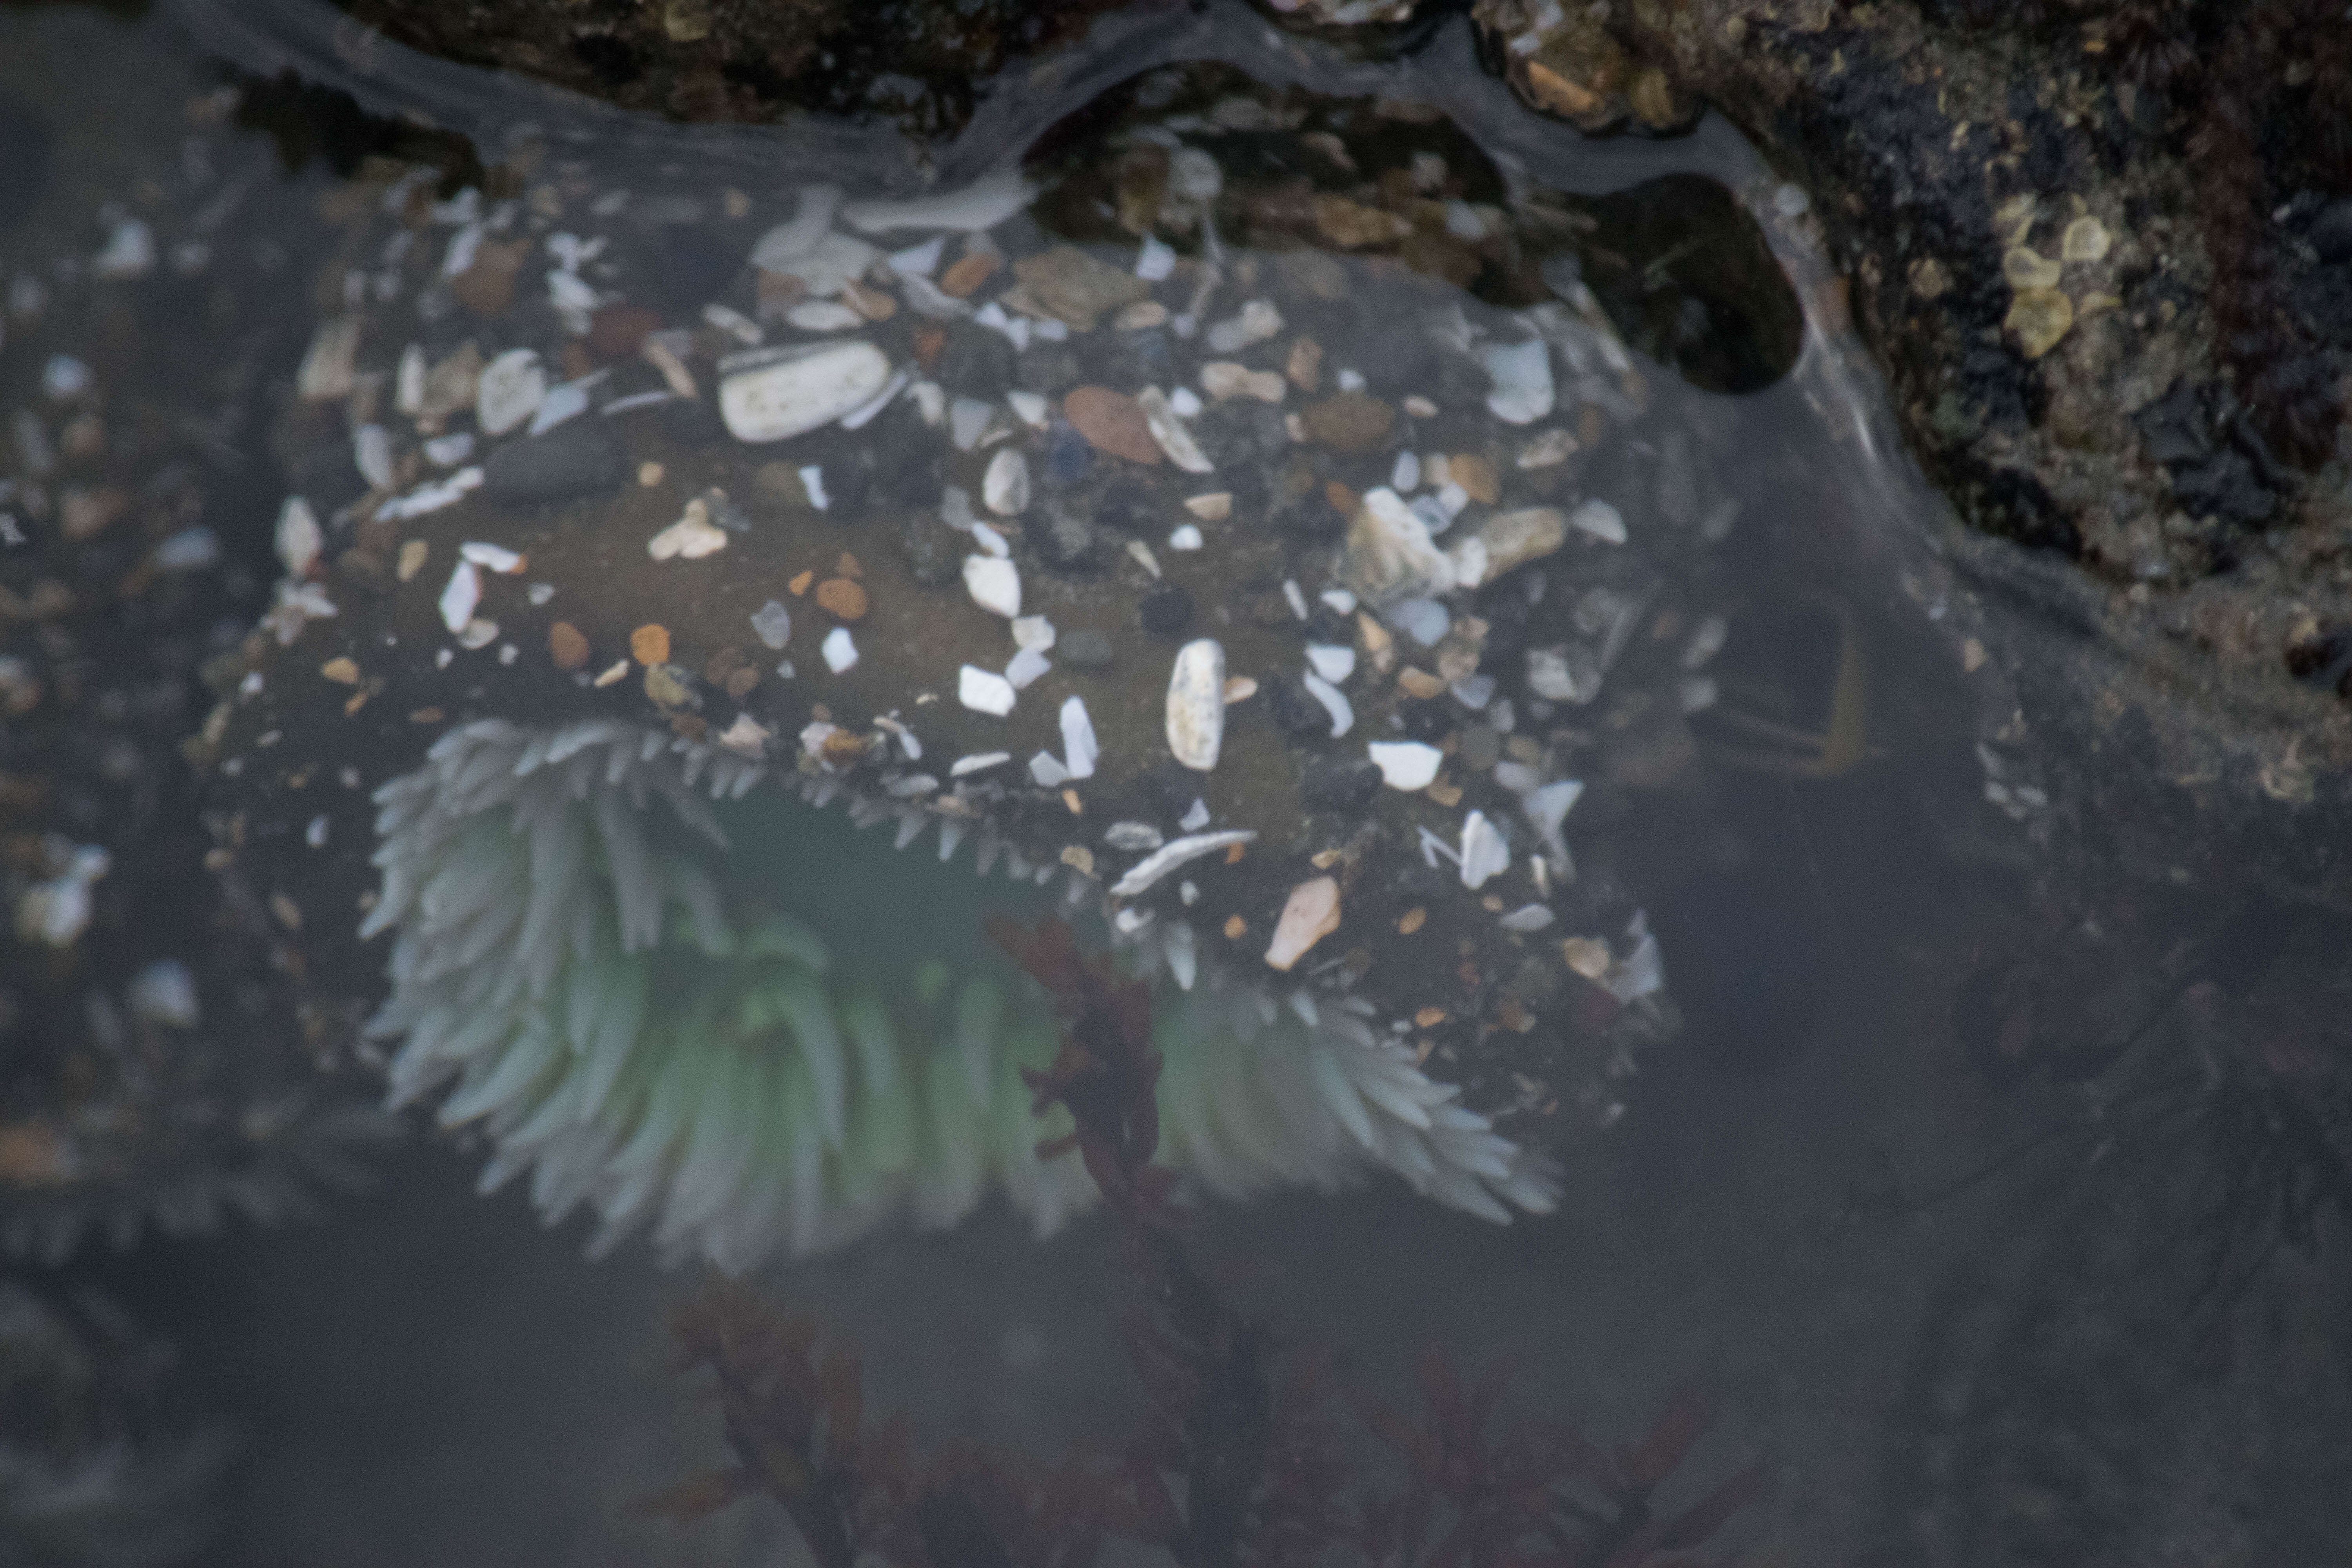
[1165,639,1227,771]
[1264,877,1341,972]
[437,561,481,635]
[959,665,1017,717]
[964,555,1021,618]
[1367,740,1443,791]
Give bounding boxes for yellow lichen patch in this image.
[2061,214,2111,263]
[2005,287,2074,359]
[2002,246,2062,290]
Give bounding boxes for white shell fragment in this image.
[719,341,893,444]
[751,600,793,650]
[1522,779,1584,861]
[1305,644,1356,684]
[951,751,1011,776]
[1567,499,1628,545]
[1060,696,1098,780]
[715,713,772,758]
[1165,639,1227,771]
[1136,387,1214,473]
[822,627,858,673]
[648,497,730,561]
[437,561,481,634]
[786,301,864,332]
[982,448,1031,515]
[476,348,546,436]
[1264,877,1341,973]
[1341,487,1455,604]
[1459,810,1510,890]
[1301,672,1354,738]
[963,555,1021,618]
[274,496,321,577]
[1005,646,1053,689]
[1481,336,1554,425]
[840,167,1034,234]
[1368,740,1444,791]
[1527,645,1603,705]
[459,541,523,573]
[959,665,1017,717]
[1109,829,1258,897]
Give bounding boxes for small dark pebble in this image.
[821,448,876,518]
[483,419,628,506]
[286,439,368,519]
[1136,759,1204,820]
[938,325,1015,394]
[1304,605,1352,644]
[1301,757,1382,815]
[1269,486,1347,543]
[637,225,742,314]
[2312,198,2352,264]
[1089,479,1151,535]
[1193,400,1289,468]
[1032,503,1103,572]
[1264,673,1331,740]
[1391,857,1452,902]
[897,511,964,587]
[1059,628,1114,669]
[1044,424,1093,487]
[1139,583,1194,637]
[1100,328,1174,387]
[1017,347,1082,395]
[655,395,729,447]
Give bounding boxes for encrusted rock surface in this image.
[1469,0,2352,908]
[302,0,2352,911]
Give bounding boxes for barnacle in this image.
[364,719,1559,1270]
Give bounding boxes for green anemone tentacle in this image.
[363,719,1558,1271]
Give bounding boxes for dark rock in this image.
[1390,856,1451,902]
[2312,198,2352,264]
[1301,757,1381,815]
[1097,328,1174,387]
[1193,400,1290,468]
[0,99,52,230]
[636,223,740,314]
[1031,503,1103,572]
[483,419,628,507]
[1087,479,1150,535]
[1059,628,1113,669]
[1269,486,1347,543]
[938,325,1015,395]
[1138,583,1194,637]
[1264,673,1330,740]
[897,511,962,587]
[1043,424,1093,487]
[1017,347,1082,395]
[821,448,877,518]
[1304,605,1353,644]
[285,437,369,520]
[1135,759,1204,820]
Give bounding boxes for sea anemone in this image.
[362,717,1560,1271]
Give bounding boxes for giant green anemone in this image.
[363,718,1560,1270]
